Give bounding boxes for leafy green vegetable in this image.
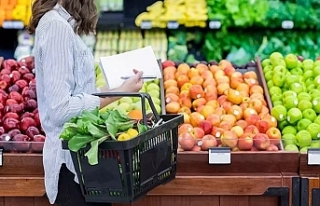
[68,134,95,152]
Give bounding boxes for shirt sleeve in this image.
[40,20,100,126]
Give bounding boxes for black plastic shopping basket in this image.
[62,92,183,204]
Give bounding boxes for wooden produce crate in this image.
[114,60,300,206]
[256,56,320,206]
[0,153,50,205]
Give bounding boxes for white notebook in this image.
[99,46,162,89]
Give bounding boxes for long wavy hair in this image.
[28,0,98,35]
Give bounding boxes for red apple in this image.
[199,134,217,151]
[178,132,195,151]
[265,127,281,145]
[238,133,253,150]
[198,120,213,135]
[255,119,270,133]
[244,125,259,136]
[190,127,205,139]
[266,144,279,151]
[178,123,193,135]
[253,133,270,150]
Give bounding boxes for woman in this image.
[28,0,143,205]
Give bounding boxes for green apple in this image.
[317,85,320,91]
[132,97,140,103]
[302,59,314,71]
[313,97,320,113]
[307,84,316,92]
[282,134,296,146]
[296,130,312,148]
[298,100,313,111]
[273,101,283,106]
[267,80,274,89]
[285,54,298,69]
[117,102,131,112]
[303,70,314,81]
[285,144,299,152]
[314,75,320,86]
[310,141,320,148]
[148,90,160,99]
[269,86,282,96]
[309,89,320,100]
[264,71,273,81]
[270,52,284,61]
[313,66,320,77]
[151,97,161,105]
[290,82,303,94]
[153,78,160,85]
[297,61,302,68]
[105,101,119,110]
[283,90,297,98]
[306,123,320,140]
[286,74,300,86]
[282,125,297,135]
[272,73,286,87]
[305,78,314,87]
[287,108,302,124]
[300,147,309,153]
[303,108,317,122]
[263,65,273,74]
[279,120,290,130]
[314,60,320,67]
[290,68,304,75]
[146,83,160,92]
[273,65,287,74]
[154,104,161,114]
[262,59,272,68]
[298,92,311,101]
[119,97,133,104]
[297,118,312,131]
[139,88,146,93]
[271,93,283,103]
[271,105,287,121]
[314,115,320,125]
[283,96,298,110]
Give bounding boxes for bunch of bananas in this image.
[135,0,208,28]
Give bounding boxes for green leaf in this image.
[68,134,95,152]
[60,123,79,140]
[137,122,148,134]
[100,110,111,120]
[117,121,135,132]
[81,109,103,124]
[106,123,118,140]
[85,136,108,165]
[87,122,108,138]
[76,119,89,134]
[111,109,130,122]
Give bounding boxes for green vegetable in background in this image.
[60,108,149,165]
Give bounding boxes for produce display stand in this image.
[114,152,300,206]
[300,153,320,206]
[0,153,50,205]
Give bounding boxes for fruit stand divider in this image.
[0,153,50,205]
[299,155,320,206]
[113,62,300,206]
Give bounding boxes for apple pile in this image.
[262,53,320,152]
[0,57,45,153]
[162,60,281,152]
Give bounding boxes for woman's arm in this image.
[40,21,112,126]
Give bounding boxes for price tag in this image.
[0,149,3,167]
[167,21,179,29]
[281,20,294,29]
[209,20,221,29]
[308,148,320,165]
[2,21,24,29]
[208,147,231,165]
[140,20,152,29]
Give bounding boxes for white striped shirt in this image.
[34,4,100,204]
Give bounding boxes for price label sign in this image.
[307,148,320,165]
[0,149,3,167]
[281,20,294,29]
[140,20,152,29]
[209,20,221,29]
[167,21,179,29]
[2,21,24,29]
[208,147,231,165]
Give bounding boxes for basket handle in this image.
[92,92,161,126]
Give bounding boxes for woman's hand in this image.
[120,69,144,92]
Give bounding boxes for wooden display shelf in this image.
[115,151,300,206]
[300,153,320,206]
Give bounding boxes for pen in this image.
[121,75,157,80]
